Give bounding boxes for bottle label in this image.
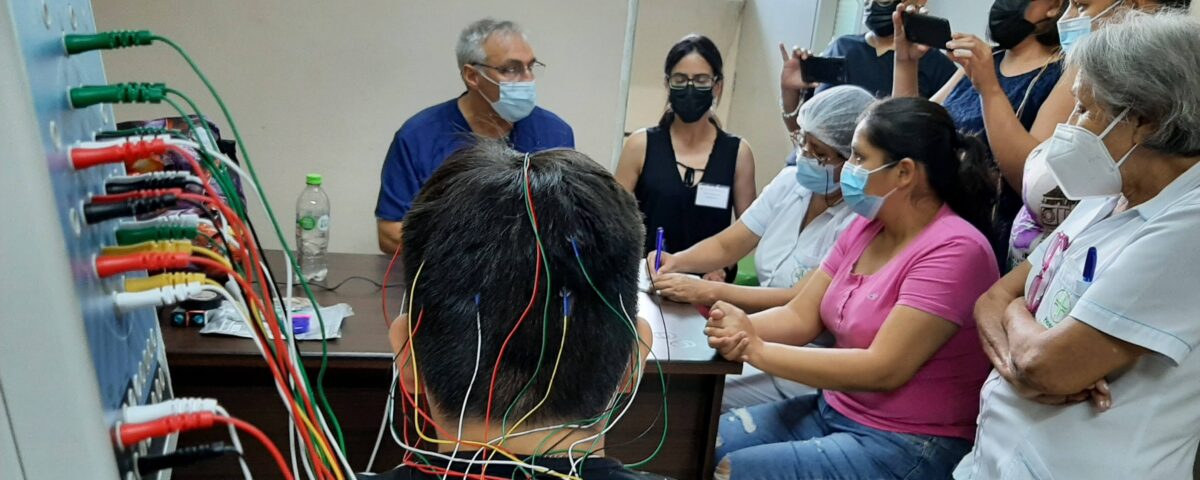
[317,215,330,232]
[299,216,316,231]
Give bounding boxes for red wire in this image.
[382,238,403,328]
[480,160,545,478]
[169,146,333,480]
[213,415,295,480]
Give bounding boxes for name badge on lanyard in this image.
[695,183,730,209]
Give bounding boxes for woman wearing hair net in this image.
[647,85,876,410]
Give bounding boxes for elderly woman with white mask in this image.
[960,11,1200,480]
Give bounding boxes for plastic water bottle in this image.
[295,173,330,282]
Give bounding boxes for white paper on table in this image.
[199,301,352,341]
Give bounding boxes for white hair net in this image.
[798,85,875,158]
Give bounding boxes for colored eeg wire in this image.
[442,297,484,479]
[393,155,585,480]
[162,86,346,473]
[496,151,568,443]
[64,32,353,477]
[154,130,342,480]
[160,97,351,480]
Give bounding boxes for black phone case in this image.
[903,13,953,49]
[801,57,846,84]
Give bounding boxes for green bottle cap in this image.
[306,174,322,186]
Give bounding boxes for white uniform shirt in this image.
[956,162,1200,480]
[740,167,854,289]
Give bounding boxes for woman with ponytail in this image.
[615,34,757,281]
[708,97,998,479]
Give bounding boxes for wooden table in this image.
[162,251,740,479]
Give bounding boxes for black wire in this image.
[273,275,402,291]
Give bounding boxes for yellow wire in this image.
[501,314,570,440]
[243,294,343,479]
[402,262,581,480]
[191,245,233,270]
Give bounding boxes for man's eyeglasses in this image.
[667,73,720,90]
[472,60,546,81]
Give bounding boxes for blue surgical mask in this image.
[1058,1,1121,54]
[475,67,537,123]
[840,161,897,220]
[794,153,841,194]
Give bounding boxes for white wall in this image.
[93,0,631,254]
[726,0,823,188]
[623,0,746,135]
[927,0,990,39]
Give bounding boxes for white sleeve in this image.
[1070,204,1200,365]
[741,168,796,237]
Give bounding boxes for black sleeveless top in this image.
[634,125,740,254]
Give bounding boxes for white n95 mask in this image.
[1042,108,1138,200]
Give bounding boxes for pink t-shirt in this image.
[818,205,997,440]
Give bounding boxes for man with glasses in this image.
[375,18,574,254]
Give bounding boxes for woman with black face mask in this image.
[616,34,757,282]
[892,0,1066,271]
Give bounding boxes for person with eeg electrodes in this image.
[365,141,666,479]
[375,18,574,255]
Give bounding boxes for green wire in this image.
[164,95,340,469]
[498,155,555,444]
[569,242,669,469]
[163,95,344,474]
[152,36,346,452]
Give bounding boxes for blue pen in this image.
[1082,247,1098,284]
[655,227,665,272]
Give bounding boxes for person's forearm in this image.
[377,222,403,255]
[671,236,747,274]
[1004,302,1062,393]
[748,305,822,347]
[975,286,1018,376]
[980,88,1040,190]
[746,343,898,391]
[709,283,798,314]
[781,88,803,133]
[893,59,920,98]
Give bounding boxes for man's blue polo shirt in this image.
[375,96,575,221]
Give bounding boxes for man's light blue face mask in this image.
[474,66,537,123]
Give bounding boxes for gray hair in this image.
[799,85,876,158]
[1070,10,1200,156]
[456,18,525,70]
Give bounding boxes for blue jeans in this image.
[715,394,972,480]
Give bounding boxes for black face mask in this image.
[668,86,713,124]
[864,2,898,37]
[989,0,1036,50]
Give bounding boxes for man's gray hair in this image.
[456,18,525,70]
[1070,9,1200,156]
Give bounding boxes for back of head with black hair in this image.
[401,140,645,427]
[658,34,724,130]
[859,97,996,235]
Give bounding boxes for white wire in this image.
[201,285,350,479]
[213,406,254,480]
[175,137,356,479]
[381,369,578,477]
[568,298,655,476]
[441,310,483,479]
[367,287,406,473]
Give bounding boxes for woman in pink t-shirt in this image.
[709,97,999,480]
